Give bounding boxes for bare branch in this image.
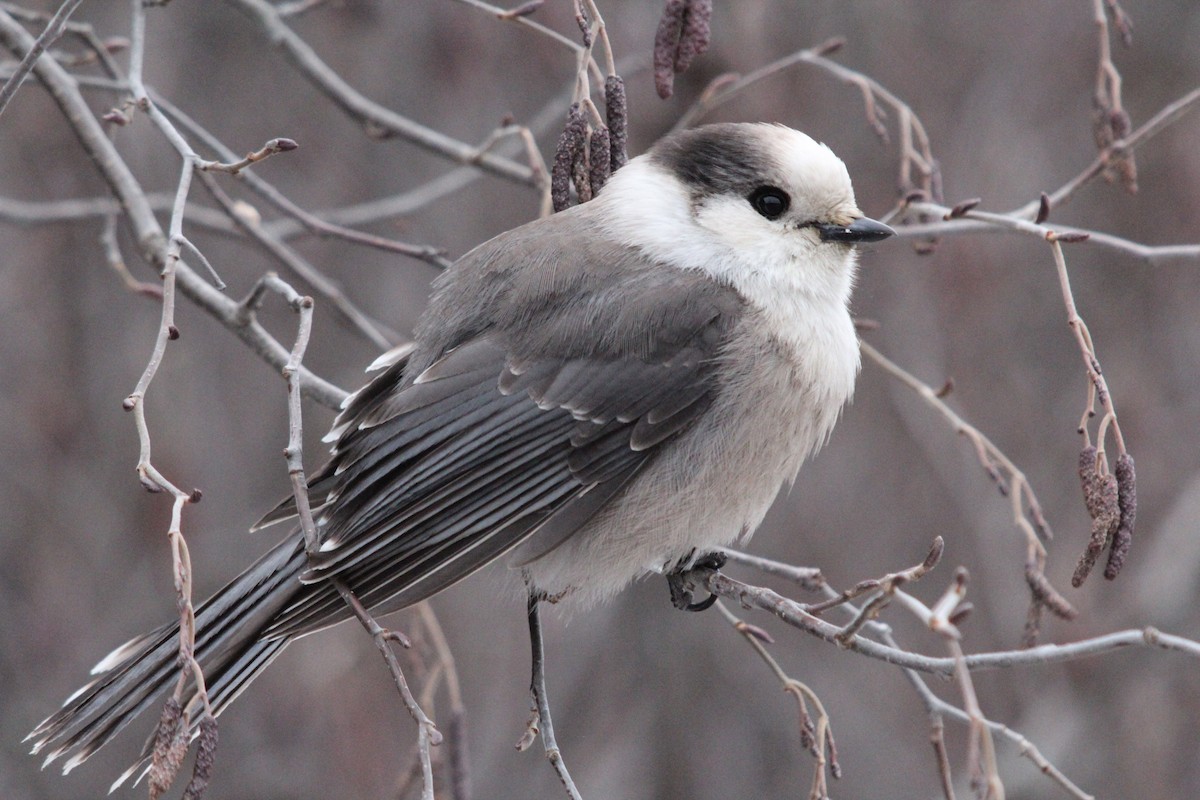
[0,0,82,117]
[719,548,825,591]
[417,602,471,800]
[196,170,400,349]
[240,273,319,552]
[860,340,1073,627]
[930,715,957,800]
[1014,85,1200,219]
[224,0,535,186]
[0,12,348,409]
[336,580,442,800]
[705,571,1200,674]
[715,600,841,797]
[196,136,298,174]
[245,265,441,799]
[893,211,1200,262]
[453,0,580,60]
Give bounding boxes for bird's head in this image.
[593,122,893,303]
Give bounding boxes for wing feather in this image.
[252,262,745,632]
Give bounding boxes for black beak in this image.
[818,216,896,244]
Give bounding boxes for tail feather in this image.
[90,631,156,676]
[33,621,178,767]
[114,638,291,793]
[28,536,307,783]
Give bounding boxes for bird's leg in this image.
[666,550,727,612]
[519,589,583,800]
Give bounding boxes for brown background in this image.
[2,1,1199,798]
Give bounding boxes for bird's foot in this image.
[666,550,727,612]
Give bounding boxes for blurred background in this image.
[2,1,1199,798]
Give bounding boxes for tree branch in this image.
[0,11,348,409]
[223,0,537,186]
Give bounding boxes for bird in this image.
[28,122,893,786]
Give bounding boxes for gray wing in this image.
[261,265,743,638]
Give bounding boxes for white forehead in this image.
[763,125,856,208]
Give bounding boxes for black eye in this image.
[748,186,790,220]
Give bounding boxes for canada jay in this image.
[29,122,893,781]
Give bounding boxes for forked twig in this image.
[0,0,82,117]
[248,268,442,800]
[859,340,1075,634]
[715,601,840,798]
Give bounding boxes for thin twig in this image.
[109,6,216,794]
[0,12,347,408]
[0,60,587,247]
[890,212,1200,263]
[715,601,839,798]
[100,211,162,298]
[240,273,320,552]
[176,234,226,290]
[930,714,958,800]
[722,557,1098,798]
[417,602,471,800]
[276,0,330,15]
[251,268,442,800]
[335,581,442,800]
[223,0,535,186]
[806,536,943,620]
[151,90,452,267]
[1045,238,1126,452]
[0,0,82,117]
[1012,85,1200,219]
[125,19,407,352]
[923,569,1005,799]
[718,548,825,590]
[521,595,583,800]
[949,633,1004,800]
[908,202,1143,547]
[1088,0,1137,193]
[705,572,1200,674]
[859,340,1074,627]
[454,0,577,52]
[196,169,399,349]
[196,136,298,174]
[881,625,1094,799]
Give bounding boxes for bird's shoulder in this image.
[412,207,747,368]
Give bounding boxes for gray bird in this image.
[28,122,893,785]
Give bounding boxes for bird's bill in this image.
[817,216,896,244]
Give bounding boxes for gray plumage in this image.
[28,123,890,785]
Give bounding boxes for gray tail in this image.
[27,536,307,790]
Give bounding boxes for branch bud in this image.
[1035,192,1051,224]
[148,697,187,800]
[604,75,628,172]
[550,103,588,212]
[588,127,611,195]
[946,198,981,219]
[181,715,219,800]
[673,0,713,74]
[1104,453,1136,580]
[653,0,687,99]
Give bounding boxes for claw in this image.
[684,592,718,612]
[665,550,726,612]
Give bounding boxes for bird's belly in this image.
[522,353,836,606]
